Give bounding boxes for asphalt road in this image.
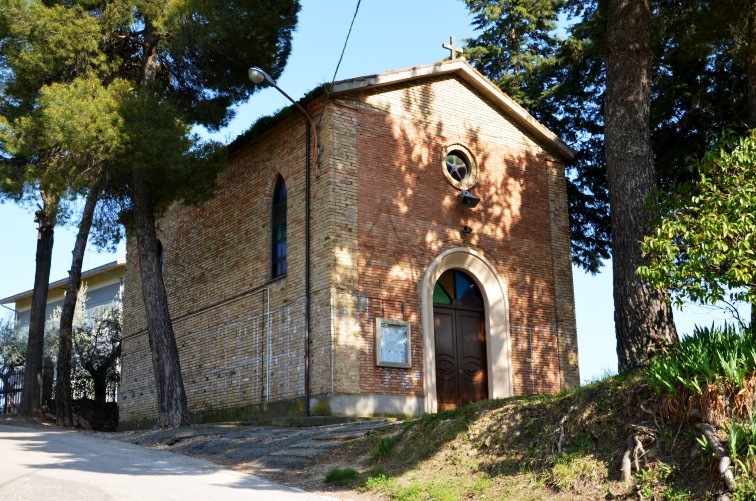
[0,423,332,500]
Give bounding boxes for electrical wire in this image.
[316,0,361,128]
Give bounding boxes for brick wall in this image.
[119,69,578,426]
[120,114,323,426]
[334,74,578,398]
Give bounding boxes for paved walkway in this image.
[0,423,335,500]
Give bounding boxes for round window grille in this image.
[442,144,478,190]
[446,153,469,183]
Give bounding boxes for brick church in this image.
[119,58,579,428]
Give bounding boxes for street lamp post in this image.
[248,67,320,169]
[248,67,316,418]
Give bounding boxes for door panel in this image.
[433,306,487,410]
[457,310,487,405]
[434,308,458,411]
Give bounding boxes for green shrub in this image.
[645,324,756,395]
[324,467,358,486]
[361,470,390,491]
[372,436,399,459]
[726,413,756,477]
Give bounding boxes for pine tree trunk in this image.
[130,21,191,428]
[55,185,100,426]
[747,1,756,127]
[0,373,11,414]
[605,0,678,371]
[20,194,57,416]
[131,167,190,427]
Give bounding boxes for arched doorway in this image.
[433,269,487,410]
[421,247,513,413]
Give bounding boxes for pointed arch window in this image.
[271,176,287,278]
[157,240,164,274]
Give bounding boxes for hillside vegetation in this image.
[311,325,756,500]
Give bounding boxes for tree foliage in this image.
[639,131,756,311]
[47,285,122,405]
[464,0,564,97]
[74,302,121,405]
[0,1,125,417]
[651,0,753,187]
[463,0,753,274]
[464,0,610,273]
[0,317,26,375]
[0,0,301,426]
[463,0,755,367]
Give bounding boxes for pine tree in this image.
[0,0,300,426]
[463,0,753,368]
[464,0,611,274]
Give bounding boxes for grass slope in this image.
[316,375,718,500]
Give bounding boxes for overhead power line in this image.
[316,0,362,128]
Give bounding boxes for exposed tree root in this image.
[695,422,737,495]
[556,405,575,453]
[621,435,634,483]
[621,425,657,483]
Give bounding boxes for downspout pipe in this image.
[248,67,318,417]
[304,121,311,418]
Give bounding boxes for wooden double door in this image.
[433,270,488,411]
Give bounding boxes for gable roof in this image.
[0,259,126,306]
[231,60,575,163]
[330,59,575,162]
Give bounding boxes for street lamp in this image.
[249,66,316,418]
[248,67,320,170]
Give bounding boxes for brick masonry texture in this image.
[119,70,579,426]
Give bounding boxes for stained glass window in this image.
[433,270,483,308]
[271,175,287,278]
[433,282,452,304]
[157,240,164,273]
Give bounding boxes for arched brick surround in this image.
[421,247,514,413]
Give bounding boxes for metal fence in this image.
[0,367,23,414]
[0,364,118,415]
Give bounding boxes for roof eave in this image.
[0,258,126,305]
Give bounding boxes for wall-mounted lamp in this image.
[459,190,480,208]
[248,67,321,171]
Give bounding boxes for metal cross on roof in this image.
[442,36,464,60]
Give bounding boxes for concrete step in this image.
[286,439,342,450]
[269,447,325,459]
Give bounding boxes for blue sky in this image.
[0,0,748,382]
